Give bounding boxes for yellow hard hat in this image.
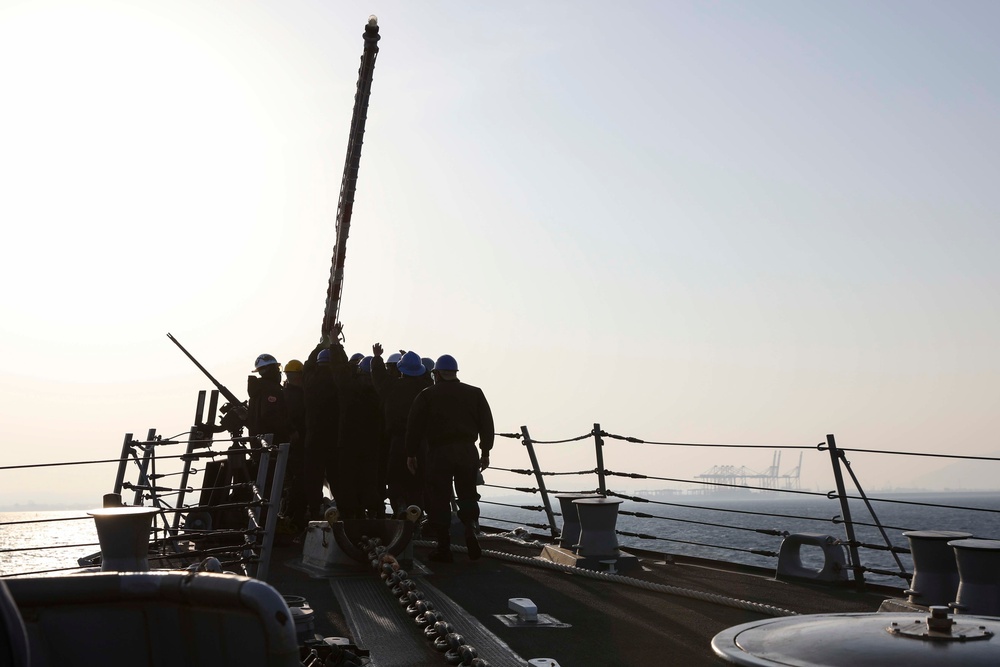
[284,359,304,373]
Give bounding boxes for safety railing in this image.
[481,425,1000,589]
[5,399,998,591]
[0,390,289,582]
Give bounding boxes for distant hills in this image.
[908,451,1000,492]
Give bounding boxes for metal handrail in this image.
[1,390,289,581]
[489,424,1000,588]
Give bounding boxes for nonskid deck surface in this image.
[266,535,894,667]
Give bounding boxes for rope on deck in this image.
[413,540,797,618]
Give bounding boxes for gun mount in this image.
[167,333,247,438]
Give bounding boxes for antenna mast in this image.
[322,16,381,336]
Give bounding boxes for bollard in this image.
[948,538,1000,616]
[902,530,972,607]
[554,493,603,550]
[87,506,159,572]
[573,497,623,559]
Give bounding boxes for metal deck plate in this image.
[494,613,571,629]
[330,576,440,667]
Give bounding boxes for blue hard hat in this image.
[421,357,435,375]
[359,356,373,373]
[386,352,402,365]
[317,349,332,364]
[253,354,279,372]
[434,354,458,372]
[349,353,364,365]
[397,351,426,377]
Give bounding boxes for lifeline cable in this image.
[601,431,817,449]
[610,490,921,532]
[605,472,835,498]
[607,490,839,522]
[0,447,257,471]
[619,509,790,536]
[523,433,593,445]
[833,447,1000,461]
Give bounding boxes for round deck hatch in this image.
[712,611,1000,666]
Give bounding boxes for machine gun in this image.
[167,333,248,438]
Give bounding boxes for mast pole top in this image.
[365,15,380,42]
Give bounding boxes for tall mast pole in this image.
[322,16,381,336]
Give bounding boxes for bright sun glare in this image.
[1,3,272,329]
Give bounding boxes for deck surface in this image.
[265,531,898,667]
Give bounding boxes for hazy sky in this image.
[1,0,998,506]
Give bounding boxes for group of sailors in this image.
[242,326,494,562]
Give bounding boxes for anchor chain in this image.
[358,534,492,667]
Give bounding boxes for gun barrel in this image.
[166,333,243,405]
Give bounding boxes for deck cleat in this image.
[496,598,569,629]
[509,597,538,623]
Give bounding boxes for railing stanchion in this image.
[593,423,607,496]
[255,441,289,582]
[826,433,866,589]
[245,434,273,577]
[252,435,272,528]
[520,426,560,539]
[173,391,209,532]
[132,429,156,506]
[206,390,220,432]
[113,433,133,496]
[839,452,909,577]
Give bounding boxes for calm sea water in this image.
[3,492,999,587]
[0,511,100,577]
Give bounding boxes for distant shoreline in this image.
[5,487,999,514]
[0,502,95,513]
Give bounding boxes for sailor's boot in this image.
[464,521,482,561]
[428,530,453,563]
